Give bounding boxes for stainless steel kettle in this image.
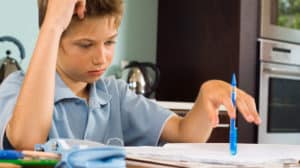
[123,61,160,98]
[0,36,25,83]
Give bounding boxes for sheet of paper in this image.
[125,143,300,167]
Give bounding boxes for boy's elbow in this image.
[6,130,44,150]
[6,135,32,150]
[12,141,35,150]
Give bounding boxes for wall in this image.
[0,1,38,71]
[0,0,159,77]
[108,0,159,77]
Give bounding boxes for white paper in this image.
[126,143,300,167]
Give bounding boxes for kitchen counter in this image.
[155,100,227,111]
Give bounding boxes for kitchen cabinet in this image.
[156,0,259,143]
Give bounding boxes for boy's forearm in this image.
[6,25,63,150]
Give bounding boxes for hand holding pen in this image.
[197,80,261,127]
[157,69,262,146]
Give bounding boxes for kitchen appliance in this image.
[122,61,160,98]
[261,0,300,44]
[0,36,25,83]
[258,39,300,144]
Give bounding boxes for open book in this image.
[39,139,300,167]
[125,143,300,167]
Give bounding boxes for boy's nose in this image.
[92,46,106,65]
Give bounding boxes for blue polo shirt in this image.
[0,71,174,149]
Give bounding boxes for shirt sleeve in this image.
[0,71,23,149]
[117,80,174,146]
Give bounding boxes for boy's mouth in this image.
[87,69,106,76]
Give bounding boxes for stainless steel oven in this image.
[261,0,300,44]
[258,39,300,144]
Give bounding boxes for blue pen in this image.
[0,150,23,160]
[230,73,237,155]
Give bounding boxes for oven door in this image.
[259,62,300,144]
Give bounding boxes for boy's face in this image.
[57,16,118,83]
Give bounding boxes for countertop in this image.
[155,100,227,111]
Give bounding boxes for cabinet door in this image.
[156,0,240,102]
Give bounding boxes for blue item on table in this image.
[55,146,126,168]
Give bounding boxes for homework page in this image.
[126,143,300,167]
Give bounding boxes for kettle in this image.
[0,36,25,83]
[123,61,160,98]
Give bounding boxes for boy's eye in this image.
[77,43,93,48]
[105,40,116,46]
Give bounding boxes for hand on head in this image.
[42,0,86,31]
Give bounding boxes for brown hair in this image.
[37,0,124,28]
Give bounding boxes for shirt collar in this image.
[54,73,77,102]
[54,73,112,107]
[89,79,112,108]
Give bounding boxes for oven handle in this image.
[263,67,300,77]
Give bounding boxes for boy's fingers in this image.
[221,95,235,119]
[250,98,261,125]
[75,0,86,19]
[246,95,261,124]
[236,96,253,122]
[236,90,261,124]
[210,110,219,128]
[205,102,219,128]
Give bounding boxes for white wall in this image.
[114,0,158,64]
[107,0,159,77]
[0,1,38,71]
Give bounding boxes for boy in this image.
[0,0,260,150]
